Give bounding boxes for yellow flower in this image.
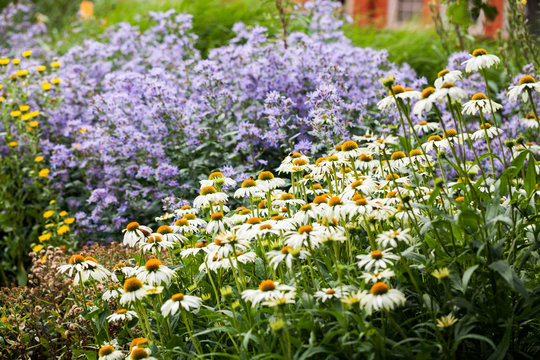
[0,97,4,102]
[51,78,61,85]
[0,84,2,90]
[8,141,17,147]
[42,82,51,91]
[39,255,47,262]
[38,169,50,178]
[431,267,450,280]
[43,210,55,218]
[79,127,87,133]
[59,211,68,217]
[80,1,94,19]
[65,217,75,224]
[0,58,9,66]
[15,70,28,77]
[21,114,31,121]
[32,244,43,252]
[19,105,30,112]
[36,65,46,72]
[29,121,39,128]
[22,50,32,57]
[57,225,69,235]
[31,111,40,118]
[35,156,44,163]
[50,62,61,68]
[39,233,52,242]
[436,314,458,328]
[12,59,20,65]
[10,111,21,117]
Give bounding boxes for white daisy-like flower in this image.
[102,284,124,301]
[57,255,111,285]
[193,186,228,209]
[360,269,396,283]
[139,234,175,254]
[285,223,323,248]
[292,203,318,224]
[174,205,198,217]
[413,87,437,116]
[366,135,399,152]
[462,93,502,115]
[155,225,187,244]
[206,212,231,234]
[106,309,137,323]
[434,69,462,88]
[421,134,449,153]
[57,254,92,277]
[462,48,500,72]
[338,140,368,160]
[234,178,262,198]
[229,207,253,224]
[122,222,152,248]
[376,228,413,248]
[120,277,152,305]
[97,344,124,360]
[136,259,176,286]
[313,286,353,302]
[180,241,208,258]
[263,216,296,232]
[199,171,237,189]
[360,282,406,315]
[126,347,156,360]
[241,280,295,306]
[266,246,309,270]
[357,249,399,271]
[257,171,286,191]
[277,152,310,174]
[113,263,137,278]
[521,113,539,129]
[377,85,421,110]
[161,293,203,316]
[434,82,468,102]
[413,121,441,135]
[342,195,380,218]
[261,291,296,307]
[154,213,175,222]
[507,75,540,102]
[171,218,200,234]
[273,193,305,208]
[340,177,378,200]
[206,231,250,259]
[181,213,207,227]
[470,123,503,140]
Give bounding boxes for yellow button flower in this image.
[39,233,52,242]
[0,58,9,66]
[12,59,20,65]
[42,82,52,91]
[22,50,32,57]
[50,62,61,68]
[35,156,44,162]
[38,169,50,178]
[32,244,43,252]
[19,105,30,112]
[51,78,61,85]
[10,111,21,117]
[65,217,75,224]
[15,70,28,77]
[36,65,46,72]
[59,211,68,217]
[29,121,39,128]
[43,210,55,218]
[8,141,17,147]
[57,225,69,235]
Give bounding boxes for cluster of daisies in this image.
[56,48,539,359]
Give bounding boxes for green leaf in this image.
[488,260,529,299]
[461,265,479,294]
[524,154,537,196]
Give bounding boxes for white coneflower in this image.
[243,223,281,240]
[182,213,207,227]
[120,277,151,304]
[155,225,187,244]
[367,135,399,152]
[257,171,286,191]
[106,308,137,323]
[338,140,367,160]
[462,48,500,72]
[507,75,540,102]
[413,121,441,135]
[174,205,198,217]
[102,284,124,301]
[470,123,503,140]
[229,251,257,267]
[325,196,350,221]
[161,293,203,316]
[360,282,406,315]
[293,203,318,224]
[376,228,413,248]
[421,134,449,153]
[273,193,305,208]
[357,249,399,271]
[229,207,253,224]
[289,157,311,173]
[313,286,353,302]
[389,151,409,169]
[57,254,91,277]
[76,257,111,284]
[413,87,437,116]
[285,224,321,248]
[241,280,295,306]
[263,215,296,231]
[360,269,395,283]
[170,218,199,234]
[122,222,152,248]
[266,246,309,270]
[377,85,421,110]
[434,69,462,88]
[199,171,237,188]
[462,93,502,115]
[277,152,310,174]
[113,262,137,278]
[521,114,539,129]
[207,212,231,234]
[193,186,228,209]
[154,213,175,222]
[139,234,174,254]
[340,177,378,199]
[206,231,250,259]
[180,241,208,258]
[127,347,156,360]
[136,259,176,286]
[261,291,296,307]
[234,178,262,198]
[97,344,123,360]
[434,82,468,102]
[342,195,379,217]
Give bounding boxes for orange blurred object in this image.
[80,1,94,19]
